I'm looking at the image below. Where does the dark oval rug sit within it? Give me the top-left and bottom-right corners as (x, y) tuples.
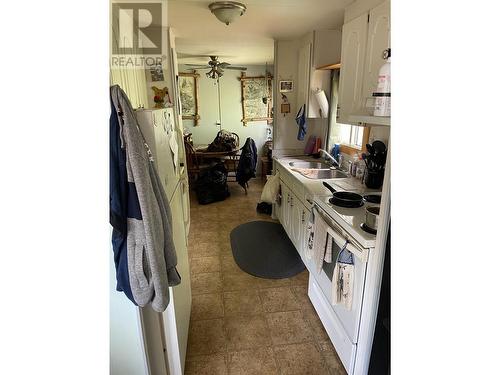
(230, 221), (305, 279)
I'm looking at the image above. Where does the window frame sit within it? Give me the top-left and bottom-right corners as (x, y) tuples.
(339, 125), (371, 156)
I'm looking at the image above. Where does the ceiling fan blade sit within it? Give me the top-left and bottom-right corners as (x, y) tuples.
(225, 66), (247, 71)
(184, 64), (211, 69)
(177, 52), (226, 59)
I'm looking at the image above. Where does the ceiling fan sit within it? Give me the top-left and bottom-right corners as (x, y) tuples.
(185, 56), (247, 79)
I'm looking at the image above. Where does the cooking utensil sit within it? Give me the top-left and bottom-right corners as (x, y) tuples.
(372, 140), (386, 155)
(322, 182), (364, 208)
(365, 206), (380, 231)
(365, 169), (384, 189)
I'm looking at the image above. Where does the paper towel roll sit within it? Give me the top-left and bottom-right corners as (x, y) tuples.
(314, 89), (329, 118)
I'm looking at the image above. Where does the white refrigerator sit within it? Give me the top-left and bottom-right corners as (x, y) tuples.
(110, 107), (191, 375)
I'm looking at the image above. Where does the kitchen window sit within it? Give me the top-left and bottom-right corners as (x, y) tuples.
(339, 123), (364, 148)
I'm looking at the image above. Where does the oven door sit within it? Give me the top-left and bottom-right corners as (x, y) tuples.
(313, 220), (368, 344)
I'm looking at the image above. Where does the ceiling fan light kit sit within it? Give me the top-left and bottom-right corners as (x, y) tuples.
(187, 56), (247, 80)
(208, 1), (247, 25)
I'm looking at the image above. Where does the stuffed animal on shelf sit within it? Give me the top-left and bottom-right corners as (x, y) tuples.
(152, 86), (171, 108)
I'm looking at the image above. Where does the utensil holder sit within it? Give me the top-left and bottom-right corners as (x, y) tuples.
(365, 169), (384, 189)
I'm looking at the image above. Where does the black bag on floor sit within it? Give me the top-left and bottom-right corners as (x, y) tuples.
(256, 202), (272, 215)
(195, 163), (230, 205)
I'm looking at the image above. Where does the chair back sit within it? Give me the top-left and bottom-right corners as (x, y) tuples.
(231, 132), (240, 148)
(184, 140), (199, 171)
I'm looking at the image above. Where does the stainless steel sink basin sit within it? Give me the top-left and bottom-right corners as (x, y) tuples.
(295, 169), (349, 179)
(289, 161), (331, 169)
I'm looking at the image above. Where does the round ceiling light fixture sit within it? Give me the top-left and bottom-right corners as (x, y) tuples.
(208, 1), (246, 25)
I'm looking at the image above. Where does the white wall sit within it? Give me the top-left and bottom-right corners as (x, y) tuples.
(179, 65), (273, 175)
(110, 249), (147, 375)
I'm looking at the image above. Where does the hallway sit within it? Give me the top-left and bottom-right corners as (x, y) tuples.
(185, 180), (346, 375)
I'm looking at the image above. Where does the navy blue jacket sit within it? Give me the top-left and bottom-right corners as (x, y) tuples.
(236, 137), (257, 187)
(110, 99), (138, 304)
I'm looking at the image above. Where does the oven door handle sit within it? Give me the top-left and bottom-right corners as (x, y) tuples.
(313, 205), (368, 263)
(326, 227), (367, 263)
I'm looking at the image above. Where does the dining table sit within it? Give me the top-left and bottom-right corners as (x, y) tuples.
(193, 144), (241, 176)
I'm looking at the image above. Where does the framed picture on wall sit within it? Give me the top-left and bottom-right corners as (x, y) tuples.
(239, 72), (273, 125)
(279, 80), (293, 92)
(179, 72), (200, 126)
(150, 64), (165, 82)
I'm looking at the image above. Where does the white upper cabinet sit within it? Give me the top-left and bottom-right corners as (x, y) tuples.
(361, 0), (391, 116)
(297, 42), (312, 116)
(338, 13), (369, 124)
(338, 0), (391, 125)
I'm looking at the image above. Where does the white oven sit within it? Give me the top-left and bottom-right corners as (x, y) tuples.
(307, 203), (371, 373)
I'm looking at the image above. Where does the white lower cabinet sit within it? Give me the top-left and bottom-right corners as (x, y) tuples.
(279, 180), (306, 254)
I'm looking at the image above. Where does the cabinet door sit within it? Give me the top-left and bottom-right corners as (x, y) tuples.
(291, 197), (307, 257)
(282, 184), (292, 237)
(298, 205), (309, 260)
(290, 194), (300, 249)
(284, 186), (291, 237)
(297, 43), (312, 115)
(361, 0), (390, 114)
(338, 13), (369, 124)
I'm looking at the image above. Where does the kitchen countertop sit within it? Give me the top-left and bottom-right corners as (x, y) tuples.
(274, 156), (380, 196)
(274, 156), (382, 248)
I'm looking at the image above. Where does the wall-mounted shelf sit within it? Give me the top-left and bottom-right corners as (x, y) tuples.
(348, 115), (390, 126)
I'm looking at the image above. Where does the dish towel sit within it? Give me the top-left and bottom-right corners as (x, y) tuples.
(309, 207), (329, 273)
(304, 209), (314, 261)
(324, 235), (333, 263)
(332, 245), (355, 311)
(295, 104), (307, 141)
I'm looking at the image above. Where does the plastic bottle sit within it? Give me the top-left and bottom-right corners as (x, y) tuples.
(351, 154), (359, 176)
(373, 48), (391, 117)
(356, 164), (364, 180)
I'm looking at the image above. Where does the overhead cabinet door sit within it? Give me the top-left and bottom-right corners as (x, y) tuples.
(338, 13), (368, 124)
(297, 43), (312, 115)
(361, 0), (391, 115)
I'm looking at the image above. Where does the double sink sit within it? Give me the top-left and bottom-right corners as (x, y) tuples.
(289, 161), (348, 179)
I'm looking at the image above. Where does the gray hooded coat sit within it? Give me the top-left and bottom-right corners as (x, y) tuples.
(110, 85), (181, 312)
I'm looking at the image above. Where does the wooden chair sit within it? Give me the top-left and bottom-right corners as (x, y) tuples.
(184, 141), (211, 183)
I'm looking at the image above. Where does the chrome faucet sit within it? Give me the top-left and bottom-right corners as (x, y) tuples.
(318, 148), (340, 168)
